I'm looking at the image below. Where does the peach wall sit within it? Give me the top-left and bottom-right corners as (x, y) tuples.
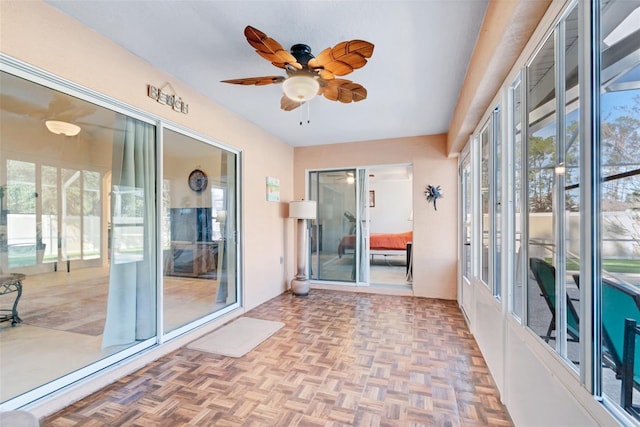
(294, 135), (458, 300)
(0, 0), (295, 310)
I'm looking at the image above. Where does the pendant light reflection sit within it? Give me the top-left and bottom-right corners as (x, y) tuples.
(45, 120), (81, 136)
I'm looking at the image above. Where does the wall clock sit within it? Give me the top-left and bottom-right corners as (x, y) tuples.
(188, 169), (208, 193)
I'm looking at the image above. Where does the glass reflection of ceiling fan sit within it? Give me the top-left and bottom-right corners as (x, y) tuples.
(1, 89), (114, 137)
(323, 171), (355, 184)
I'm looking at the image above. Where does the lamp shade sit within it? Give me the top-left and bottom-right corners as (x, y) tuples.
(45, 120), (81, 136)
(289, 200), (317, 219)
(282, 75), (319, 102)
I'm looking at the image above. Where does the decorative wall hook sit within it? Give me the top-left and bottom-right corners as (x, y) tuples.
(425, 185), (443, 210)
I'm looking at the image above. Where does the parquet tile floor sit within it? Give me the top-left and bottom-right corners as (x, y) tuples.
(44, 290), (514, 426)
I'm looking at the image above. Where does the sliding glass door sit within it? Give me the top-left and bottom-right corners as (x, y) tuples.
(309, 166), (412, 286)
(0, 63), (240, 410)
(309, 169), (358, 282)
(162, 128), (238, 334)
(0, 69), (159, 407)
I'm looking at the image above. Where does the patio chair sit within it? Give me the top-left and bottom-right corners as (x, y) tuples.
(622, 318), (640, 417)
(574, 274), (640, 414)
(529, 257), (580, 343)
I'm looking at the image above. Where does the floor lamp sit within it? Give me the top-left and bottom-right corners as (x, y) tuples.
(289, 200), (316, 296)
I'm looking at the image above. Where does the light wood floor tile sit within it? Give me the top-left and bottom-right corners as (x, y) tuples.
(44, 290), (513, 426)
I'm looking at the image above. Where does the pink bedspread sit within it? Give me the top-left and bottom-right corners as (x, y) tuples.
(338, 231), (412, 257)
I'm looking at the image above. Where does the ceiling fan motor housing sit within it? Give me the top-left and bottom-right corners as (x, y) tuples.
(290, 44), (314, 67)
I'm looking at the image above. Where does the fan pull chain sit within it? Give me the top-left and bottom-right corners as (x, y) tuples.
(298, 102), (312, 126)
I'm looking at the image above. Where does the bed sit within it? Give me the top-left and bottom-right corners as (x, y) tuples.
(337, 231), (412, 259)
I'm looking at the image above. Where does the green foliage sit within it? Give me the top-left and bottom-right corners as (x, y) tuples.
(528, 134), (555, 212)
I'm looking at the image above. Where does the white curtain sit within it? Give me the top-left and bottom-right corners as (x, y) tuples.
(102, 117), (156, 348)
(357, 168), (369, 283)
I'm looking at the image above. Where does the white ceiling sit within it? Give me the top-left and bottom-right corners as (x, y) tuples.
(45, 0), (489, 147)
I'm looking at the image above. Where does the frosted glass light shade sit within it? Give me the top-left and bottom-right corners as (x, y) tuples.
(45, 120), (81, 136)
(289, 200), (317, 219)
(282, 75), (319, 102)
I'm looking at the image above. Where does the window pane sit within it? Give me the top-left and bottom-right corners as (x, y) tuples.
(41, 165), (58, 263)
(83, 171), (101, 260)
(162, 128), (238, 333)
(463, 155), (472, 280)
(599, 0), (640, 413)
(495, 108), (502, 297)
(62, 168), (81, 260)
(481, 125), (490, 285)
(0, 71), (157, 404)
(563, 5), (580, 369)
(527, 34), (557, 350)
(309, 169), (357, 282)
(6, 160), (36, 267)
(512, 78), (524, 318)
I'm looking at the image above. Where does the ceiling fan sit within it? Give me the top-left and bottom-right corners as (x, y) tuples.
(221, 26), (374, 112)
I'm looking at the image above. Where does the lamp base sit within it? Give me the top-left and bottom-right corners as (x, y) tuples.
(291, 277), (310, 296)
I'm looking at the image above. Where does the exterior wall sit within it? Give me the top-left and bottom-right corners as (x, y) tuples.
(294, 135), (458, 300)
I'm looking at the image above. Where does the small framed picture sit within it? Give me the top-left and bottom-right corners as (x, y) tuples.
(369, 190), (375, 207)
(266, 176), (280, 202)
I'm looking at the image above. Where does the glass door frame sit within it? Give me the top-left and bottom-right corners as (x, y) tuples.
(0, 56), (161, 410)
(459, 143), (473, 320)
(308, 167), (372, 286)
(0, 55), (244, 410)
(159, 123), (242, 342)
(308, 165), (414, 288)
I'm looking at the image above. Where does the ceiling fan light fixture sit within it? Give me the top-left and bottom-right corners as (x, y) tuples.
(282, 75), (319, 102)
(45, 120), (81, 136)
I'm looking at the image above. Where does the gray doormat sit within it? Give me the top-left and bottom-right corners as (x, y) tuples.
(187, 317), (284, 357)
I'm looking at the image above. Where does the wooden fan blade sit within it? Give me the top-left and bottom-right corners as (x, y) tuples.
(221, 76), (285, 86)
(0, 94), (47, 118)
(321, 79), (367, 103)
(280, 95), (302, 111)
(244, 26), (302, 70)
(1, 92), (96, 121)
(308, 40), (374, 77)
(49, 93), (96, 121)
(334, 40), (374, 59)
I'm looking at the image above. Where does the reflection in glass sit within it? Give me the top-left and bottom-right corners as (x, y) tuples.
(462, 156), (472, 280)
(0, 70), (157, 404)
(162, 128), (237, 333)
(481, 125), (490, 285)
(599, 0), (640, 414)
(6, 160), (36, 268)
(494, 107), (502, 297)
(511, 77), (523, 318)
(563, 5), (580, 369)
(527, 34), (557, 349)
(309, 170), (357, 282)
(41, 165), (58, 263)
